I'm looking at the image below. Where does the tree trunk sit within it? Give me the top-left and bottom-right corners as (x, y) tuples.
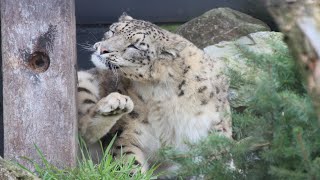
(1, 0), (78, 169)
(266, 0), (320, 121)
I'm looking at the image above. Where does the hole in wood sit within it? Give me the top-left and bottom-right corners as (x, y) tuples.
(28, 51), (50, 73)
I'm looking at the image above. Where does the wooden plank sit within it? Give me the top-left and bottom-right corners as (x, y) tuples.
(266, 0), (320, 121)
(1, 0), (78, 169)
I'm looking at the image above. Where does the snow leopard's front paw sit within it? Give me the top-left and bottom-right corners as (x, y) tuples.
(96, 92), (134, 116)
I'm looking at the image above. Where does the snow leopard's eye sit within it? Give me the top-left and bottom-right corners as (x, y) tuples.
(127, 44), (139, 50)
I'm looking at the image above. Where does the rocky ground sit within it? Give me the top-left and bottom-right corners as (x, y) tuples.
(0, 157), (39, 180)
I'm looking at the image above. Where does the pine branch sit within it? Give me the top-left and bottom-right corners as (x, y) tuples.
(295, 129), (312, 171)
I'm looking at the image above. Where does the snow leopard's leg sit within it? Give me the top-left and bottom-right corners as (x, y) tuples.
(78, 71), (134, 144)
(112, 122), (159, 173)
(112, 132), (148, 173)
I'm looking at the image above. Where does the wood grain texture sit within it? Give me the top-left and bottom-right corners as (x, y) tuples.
(1, 0), (78, 169)
(267, 0), (320, 121)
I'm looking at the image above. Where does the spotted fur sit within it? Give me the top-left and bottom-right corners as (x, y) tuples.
(78, 14), (231, 175)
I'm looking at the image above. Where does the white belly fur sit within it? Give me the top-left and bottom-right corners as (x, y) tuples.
(148, 99), (218, 151)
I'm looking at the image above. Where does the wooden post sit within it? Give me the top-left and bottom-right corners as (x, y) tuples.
(1, 0), (78, 169)
(266, 0), (320, 121)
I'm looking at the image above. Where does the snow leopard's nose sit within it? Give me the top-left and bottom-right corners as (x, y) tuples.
(100, 48), (110, 55)
(93, 42), (110, 54)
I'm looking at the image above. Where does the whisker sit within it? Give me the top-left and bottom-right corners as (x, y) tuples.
(78, 45), (94, 50)
(88, 31), (99, 41)
(117, 66), (128, 75)
(97, 55), (119, 83)
(109, 63), (119, 86)
(77, 42), (93, 47)
(114, 67), (120, 86)
(95, 54), (127, 87)
(77, 42), (96, 52)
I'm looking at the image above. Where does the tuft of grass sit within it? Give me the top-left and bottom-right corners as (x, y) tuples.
(19, 137), (157, 180)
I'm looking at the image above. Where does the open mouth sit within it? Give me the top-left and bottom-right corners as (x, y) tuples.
(92, 53), (119, 70)
(106, 60), (119, 69)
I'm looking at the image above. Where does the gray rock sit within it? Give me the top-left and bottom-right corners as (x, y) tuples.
(0, 157), (39, 180)
(204, 32), (286, 108)
(176, 8), (270, 49)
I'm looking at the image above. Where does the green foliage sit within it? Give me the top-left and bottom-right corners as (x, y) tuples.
(159, 24), (181, 32)
(20, 138), (156, 180)
(160, 39), (320, 179)
(159, 135), (249, 179)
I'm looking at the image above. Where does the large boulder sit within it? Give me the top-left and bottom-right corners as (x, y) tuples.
(204, 32), (287, 109)
(176, 8), (270, 49)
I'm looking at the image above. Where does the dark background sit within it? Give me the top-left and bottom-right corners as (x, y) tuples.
(0, 0), (274, 157)
(76, 0), (275, 69)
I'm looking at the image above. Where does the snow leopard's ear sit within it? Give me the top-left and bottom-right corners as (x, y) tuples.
(119, 12), (133, 21)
